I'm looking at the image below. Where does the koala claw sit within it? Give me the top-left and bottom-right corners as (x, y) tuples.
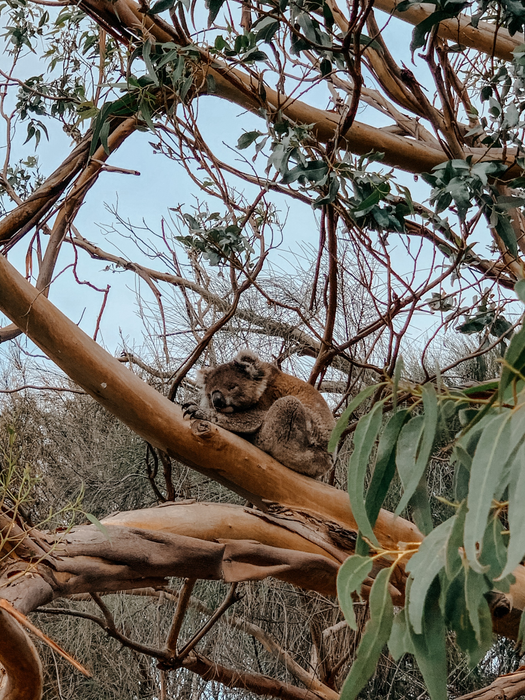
(182, 401), (202, 419)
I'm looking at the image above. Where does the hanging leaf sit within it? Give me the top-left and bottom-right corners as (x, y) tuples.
(148, 0), (176, 14)
(443, 569), (492, 667)
(364, 409), (410, 530)
(328, 384), (380, 453)
(410, 11), (457, 52)
(395, 385), (438, 518)
(406, 517), (454, 634)
(337, 554), (373, 631)
(464, 567), (491, 644)
(339, 568), (394, 700)
(207, 0), (226, 25)
(348, 401), (384, 550)
(500, 323), (525, 402)
(464, 412), (512, 572)
(142, 40), (159, 86)
(500, 441), (525, 578)
(388, 608), (414, 661)
(407, 580), (447, 700)
(464, 405), (525, 572)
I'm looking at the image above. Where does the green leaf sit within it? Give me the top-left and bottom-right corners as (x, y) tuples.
(207, 0), (226, 24)
(407, 580), (447, 700)
(148, 0), (176, 14)
(500, 441), (525, 578)
(98, 119), (110, 154)
(328, 384), (380, 453)
(410, 11), (456, 52)
(406, 517), (454, 634)
(85, 513), (112, 540)
(337, 555), (373, 630)
(364, 410), (410, 529)
(516, 279), (525, 305)
(464, 567), (491, 645)
(445, 501), (466, 579)
(443, 569), (492, 666)
(339, 568), (394, 700)
(353, 182), (390, 217)
(281, 160), (328, 185)
(494, 211), (518, 258)
(237, 130), (263, 149)
(395, 385), (438, 520)
(254, 17), (279, 42)
(348, 402), (385, 551)
(464, 412), (513, 572)
(142, 39), (159, 86)
(392, 356), (404, 412)
(388, 608), (414, 661)
(500, 323), (525, 402)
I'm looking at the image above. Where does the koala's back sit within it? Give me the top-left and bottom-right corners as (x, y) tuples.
(258, 364), (335, 428)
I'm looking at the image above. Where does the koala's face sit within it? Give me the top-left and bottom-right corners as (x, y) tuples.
(198, 353), (268, 413)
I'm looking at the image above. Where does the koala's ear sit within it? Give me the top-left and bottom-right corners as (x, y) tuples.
(234, 350), (266, 380)
(196, 368), (211, 387)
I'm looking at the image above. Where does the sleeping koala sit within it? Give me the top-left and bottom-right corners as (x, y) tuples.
(183, 350), (335, 478)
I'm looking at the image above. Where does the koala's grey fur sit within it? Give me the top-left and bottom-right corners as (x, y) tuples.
(183, 350), (335, 478)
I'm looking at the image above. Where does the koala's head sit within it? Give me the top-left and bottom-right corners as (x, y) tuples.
(197, 350), (269, 413)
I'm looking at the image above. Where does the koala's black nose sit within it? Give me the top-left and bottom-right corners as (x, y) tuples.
(211, 391), (226, 409)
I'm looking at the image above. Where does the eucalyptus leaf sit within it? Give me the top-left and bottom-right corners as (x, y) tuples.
(406, 517), (455, 634)
(337, 555), (373, 631)
(464, 567), (491, 644)
(500, 322), (525, 402)
(328, 384), (380, 453)
(365, 410), (410, 529)
(348, 401), (384, 550)
(388, 608), (414, 661)
(339, 568), (394, 700)
(500, 441), (525, 578)
(464, 411), (516, 572)
(395, 385), (438, 518)
(407, 580), (447, 700)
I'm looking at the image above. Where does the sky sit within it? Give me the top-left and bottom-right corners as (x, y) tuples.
(0, 3), (499, 367)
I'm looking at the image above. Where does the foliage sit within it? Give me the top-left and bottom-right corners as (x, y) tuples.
(336, 295), (525, 699)
(4, 0), (525, 696)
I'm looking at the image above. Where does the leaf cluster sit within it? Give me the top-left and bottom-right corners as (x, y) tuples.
(175, 211), (254, 266)
(422, 157), (525, 256)
(336, 308), (525, 699)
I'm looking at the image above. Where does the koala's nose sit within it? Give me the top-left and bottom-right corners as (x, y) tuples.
(211, 391), (226, 409)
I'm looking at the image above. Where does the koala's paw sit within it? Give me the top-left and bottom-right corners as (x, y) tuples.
(182, 402), (211, 420)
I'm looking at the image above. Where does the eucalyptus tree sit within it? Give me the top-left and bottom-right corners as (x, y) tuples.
(2, 0), (525, 697)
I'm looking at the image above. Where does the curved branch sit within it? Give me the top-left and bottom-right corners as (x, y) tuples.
(0, 609), (43, 700)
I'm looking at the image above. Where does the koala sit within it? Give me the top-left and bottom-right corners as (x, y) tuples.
(183, 350), (335, 478)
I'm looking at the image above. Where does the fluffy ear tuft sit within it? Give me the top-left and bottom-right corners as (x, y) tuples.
(234, 350), (266, 380)
(196, 368), (210, 387)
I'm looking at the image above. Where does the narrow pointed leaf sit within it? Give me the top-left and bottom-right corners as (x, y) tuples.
(388, 608), (414, 661)
(500, 323), (525, 402)
(339, 568), (394, 700)
(407, 581), (447, 700)
(396, 385), (438, 516)
(365, 409), (410, 528)
(348, 402), (384, 549)
(406, 517), (454, 634)
(464, 410), (522, 571)
(337, 555), (373, 631)
(501, 442), (525, 578)
(328, 384), (380, 453)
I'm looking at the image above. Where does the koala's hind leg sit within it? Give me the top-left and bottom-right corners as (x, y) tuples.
(253, 396), (332, 478)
